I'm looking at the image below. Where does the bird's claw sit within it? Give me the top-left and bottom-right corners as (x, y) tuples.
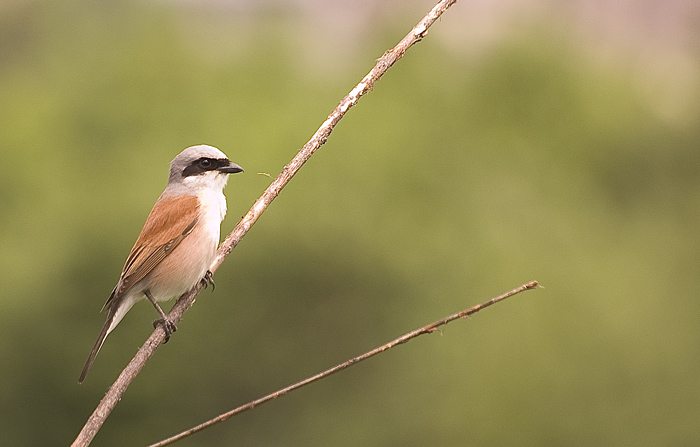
(153, 318), (178, 343)
(201, 270), (216, 291)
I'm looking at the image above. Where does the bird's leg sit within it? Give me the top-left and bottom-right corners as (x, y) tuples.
(201, 270), (215, 291)
(144, 290), (177, 343)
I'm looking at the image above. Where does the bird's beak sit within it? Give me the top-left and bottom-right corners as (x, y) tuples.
(218, 161), (244, 174)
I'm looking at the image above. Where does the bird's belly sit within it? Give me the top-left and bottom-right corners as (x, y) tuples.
(144, 223), (218, 302)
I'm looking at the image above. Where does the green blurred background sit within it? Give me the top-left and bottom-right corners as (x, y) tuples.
(2, 0), (700, 445)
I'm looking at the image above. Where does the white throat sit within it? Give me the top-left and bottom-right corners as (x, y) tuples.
(177, 170), (229, 240)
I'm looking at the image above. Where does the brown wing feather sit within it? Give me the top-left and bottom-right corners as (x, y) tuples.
(103, 194), (200, 309)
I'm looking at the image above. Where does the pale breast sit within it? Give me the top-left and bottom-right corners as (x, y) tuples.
(197, 187), (227, 243)
(145, 221), (219, 302)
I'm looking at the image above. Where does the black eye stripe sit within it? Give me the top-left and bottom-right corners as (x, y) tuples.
(182, 157), (229, 177)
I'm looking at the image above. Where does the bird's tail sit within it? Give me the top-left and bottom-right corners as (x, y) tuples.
(78, 304), (119, 384)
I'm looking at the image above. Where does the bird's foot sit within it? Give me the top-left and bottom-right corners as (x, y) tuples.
(201, 270), (216, 291)
(153, 317), (178, 343)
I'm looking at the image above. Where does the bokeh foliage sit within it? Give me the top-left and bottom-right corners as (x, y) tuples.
(1, 0), (700, 445)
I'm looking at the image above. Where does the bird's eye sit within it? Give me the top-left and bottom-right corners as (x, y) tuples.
(199, 159), (212, 169)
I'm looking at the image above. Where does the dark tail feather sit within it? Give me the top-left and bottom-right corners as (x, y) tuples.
(78, 308), (116, 383)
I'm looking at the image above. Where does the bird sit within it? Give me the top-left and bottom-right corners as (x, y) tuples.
(79, 145), (243, 383)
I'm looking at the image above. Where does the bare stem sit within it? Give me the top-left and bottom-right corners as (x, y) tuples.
(147, 281), (540, 447)
(71, 1), (459, 445)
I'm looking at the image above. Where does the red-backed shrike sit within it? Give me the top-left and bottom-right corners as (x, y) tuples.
(79, 145), (243, 383)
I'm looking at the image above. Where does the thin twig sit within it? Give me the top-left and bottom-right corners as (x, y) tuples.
(71, 1), (459, 445)
(147, 280), (540, 447)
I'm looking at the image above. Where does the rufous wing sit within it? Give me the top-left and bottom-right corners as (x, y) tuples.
(102, 194), (200, 310)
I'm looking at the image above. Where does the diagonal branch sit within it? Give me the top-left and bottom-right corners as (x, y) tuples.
(147, 280), (540, 447)
(71, 1), (459, 445)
